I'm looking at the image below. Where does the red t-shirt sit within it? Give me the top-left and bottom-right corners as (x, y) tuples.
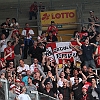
(4, 46), (14, 60)
(47, 25), (58, 36)
(30, 4), (38, 12)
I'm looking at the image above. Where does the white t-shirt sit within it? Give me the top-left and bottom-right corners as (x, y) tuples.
(17, 64), (29, 75)
(70, 77), (82, 85)
(22, 29), (34, 39)
(18, 93), (31, 100)
(57, 78), (63, 87)
(10, 22), (19, 27)
(0, 39), (7, 52)
(30, 63), (41, 74)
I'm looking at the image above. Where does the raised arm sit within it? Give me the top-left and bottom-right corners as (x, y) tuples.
(70, 43), (81, 52)
(55, 64), (60, 80)
(90, 43), (97, 47)
(79, 71), (87, 83)
(76, 36), (82, 46)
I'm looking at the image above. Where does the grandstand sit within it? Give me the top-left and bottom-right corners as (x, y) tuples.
(0, 0), (100, 100)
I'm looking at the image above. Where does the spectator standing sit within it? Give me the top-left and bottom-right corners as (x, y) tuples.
(32, 71), (44, 92)
(88, 11), (99, 32)
(28, 41), (38, 64)
(29, 1), (38, 20)
(14, 36), (22, 67)
(39, 2), (46, 12)
(30, 58), (42, 73)
(88, 11), (99, 23)
(43, 79), (57, 97)
(0, 32), (12, 58)
(26, 77), (37, 99)
(70, 31), (79, 41)
(71, 70), (87, 100)
(17, 59), (30, 77)
(58, 79), (72, 100)
(22, 70), (32, 86)
(1, 18), (10, 38)
(15, 79), (21, 95)
(35, 42), (46, 63)
(80, 86), (94, 100)
(46, 31), (58, 42)
(21, 23), (34, 59)
(9, 84), (17, 100)
(70, 69), (82, 85)
(37, 32), (47, 43)
(56, 64), (66, 88)
(10, 18), (20, 39)
(82, 66), (89, 77)
(18, 86), (31, 100)
(88, 77), (100, 100)
(10, 18), (19, 29)
(4, 41), (14, 67)
(47, 21), (58, 36)
(7, 62), (15, 74)
(76, 36), (97, 69)
(30, 58), (46, 78)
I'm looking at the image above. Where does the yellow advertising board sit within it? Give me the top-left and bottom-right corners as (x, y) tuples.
(40, 9), (77, 30)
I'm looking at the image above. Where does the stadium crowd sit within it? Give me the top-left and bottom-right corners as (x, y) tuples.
(0, 10), (100, 100)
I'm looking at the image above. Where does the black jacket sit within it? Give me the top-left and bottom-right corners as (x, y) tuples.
(35, 46), (46, 63)
(46, 35), (58, 42)
(28, 46), (37, 58)
(87, 85), (100, 100)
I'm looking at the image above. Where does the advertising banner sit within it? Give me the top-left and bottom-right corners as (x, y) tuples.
(40, 9), (77, 30)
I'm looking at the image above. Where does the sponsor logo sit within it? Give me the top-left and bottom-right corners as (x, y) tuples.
(42, 12), (75, 21)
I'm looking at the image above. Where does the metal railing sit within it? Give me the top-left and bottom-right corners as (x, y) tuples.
(0, 78), (9, 100)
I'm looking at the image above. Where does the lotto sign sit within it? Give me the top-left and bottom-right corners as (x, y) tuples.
(40, 9), (77, 26)
(46, 42), (79, 64)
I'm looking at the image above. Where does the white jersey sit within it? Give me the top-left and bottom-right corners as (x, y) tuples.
(70, 77), (82, 85)
(17, 64), (29, 75)
(22, 29), (34, 39)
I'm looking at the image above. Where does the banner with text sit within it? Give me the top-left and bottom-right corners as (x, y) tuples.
(40, 9), (77, 30)
(46, 42), (80, 64)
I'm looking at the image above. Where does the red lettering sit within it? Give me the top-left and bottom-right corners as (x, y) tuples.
(61, 13), (65, 18)
(69, 12), (74, 18)
(51, 13), (55, 19)
(65, 12), (69, 18)
(55, 13), (61, 19)
(50, 11), (75, 19)
(42, 13), (50, 20)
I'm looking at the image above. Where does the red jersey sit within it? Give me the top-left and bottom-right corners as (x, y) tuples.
(4, 46), (14, 60)
(47, 25), (58, 36)
(30, 4), (38, 12)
